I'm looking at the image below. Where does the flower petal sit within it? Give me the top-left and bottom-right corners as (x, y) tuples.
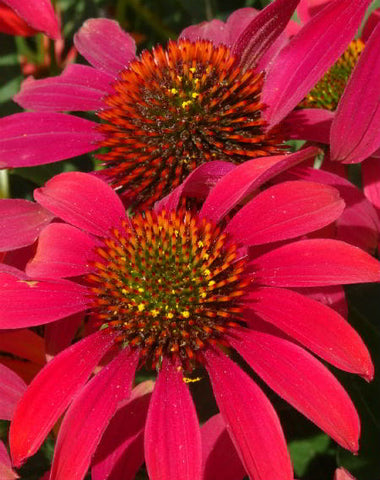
(0, 199), (53, 252)
(204, 348), (293, 480)
(225, 180), (344, 246)
(331, 23), (380, 164)
(2, 0), (60, 39)
(362, 157), (380, 216)
(0, 329), (45, 365)
(50, 348), (139, 480)
(243, 286), (373, 378)
(34, 172), (126, 237)
(92, 381), (153, 480)
(74, 19), (136, 76)
(252, 239), (380, 287)
(0, 441), (18, 480)
(0, 273), (89, 328)
(262, 0), (371, 126)
(230, 328), (360, 452)
(284, 108), (333, 144)
(335, 468), (357, 480)
(145, 358), (202, 480)
(202, 414), (246, 480)
(14, 64), (114, 112)
(0, 364), (26, 420)
(200, 147), (320, 224)
(45, 313), (84, 357)
(179, 20), (229, 46)
(26, 223), (96, 279)
(361, 8), (380, 42)
(232, 0), (300, 69)
(10, 331), (116, 467)
(0, 113), (102, 168)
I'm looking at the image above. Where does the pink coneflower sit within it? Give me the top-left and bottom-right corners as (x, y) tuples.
(0, 0), (372, 208)
(0, 0), (60, 39)
(1, 152), (379, 480)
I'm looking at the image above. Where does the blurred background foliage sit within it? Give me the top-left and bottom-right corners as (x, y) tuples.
(0, 1), (380, 479)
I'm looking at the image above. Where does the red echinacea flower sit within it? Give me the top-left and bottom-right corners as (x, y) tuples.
(0, 0), (372, 208)
(1, 152), (378, 480)
(0, 0), (60, 39)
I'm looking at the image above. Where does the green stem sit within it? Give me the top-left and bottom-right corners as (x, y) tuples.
(0, 170), (10, 199)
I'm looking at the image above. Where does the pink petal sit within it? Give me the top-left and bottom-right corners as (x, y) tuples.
(26, 223), (96, 279)
(50, 348), (139, 480)
(284, 108), (333, 144)
(156, 161), (235, 214)
(362, 157), (380, 216)
(92, 381), (153, 480)
(0, 273), (89, 328)
(0, 441), (18, 480)
(202, 414), (246, 480)
(230, 328), (361, 451)
(232, 0), (300, 70)
(0, 113), (102, 168)
(0, 329), (45, 365)
(2, 0), (60, 39)
(297, 0), (331, 23)
(45, 313), (84, 357)
(74, 19), (136, 76)
(145, 358), (202, 480)
(179, 20), (229, 46)
(14, 64), (114, 112)
(200, 147), (320, 224)
(10, 331), (116, 466)
(331, 23), (380, 164)
(204, 348), (293, 480)
(280, 165), (380, 253)
(225, 180), (344, 246)
(292, 285), (348, 318)
(262, 0), (371, 127)
(244, 286), (373, 378)
(361, 8), (380, 42)
(252, 239), (380, 287)
(334, 468), (357, 480)
(0, 199), (53, 252)
(34, 172), (126, 236)
(0, 364), (27, 420)
(226, 8), (259, 45)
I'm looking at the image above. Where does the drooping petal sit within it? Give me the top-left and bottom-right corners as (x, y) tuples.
(26, 223), (96, 279)
(14, 64), (114, 112)
(243, 287), (373, 378)
(230, 328), (360, 452)
(0, 3), (36, 36)
(283, 108), (333, 144)
(74, 19), (136, 76)
(262, 0), (371, 127)
(200, 147), (320, 223)
(225, 180), (344, 246)
(334, 468), (357, 480)
(92, 381), (153, 480)
(0, 273), (90, 328)
(2, 0), (60, 39)
(45, 313), (84, 357)
(0, 329), (45, 365)
(50, 348), (139, 480)
(204, 348), (293, 480)
(361, 8), (380, 42)
(179, 19), (229, 46)
(202, 414), (246, 480)
(331, 23), (380, 164)
(252, 239), (380, 287)
(155, 161), (235, 214)
(232, 0), (300, 70)
(0, 113), (102, 168)
(362, 157), (380, 216)
(145, 358), (202, 480)
(10, 331), (116, 467)
(0, 364), (26, 420)
(0, 199), (53, 252)
(0, 441), (18, 480)
(34, 172), (126, 237)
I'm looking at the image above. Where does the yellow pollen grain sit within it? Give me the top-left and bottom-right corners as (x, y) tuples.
(151, 309), (159, 317)
(182, 311), (190, 318)
(202, 253), (209, 260)
(183, 376), (202, 383)
(204, 269), (211, 276)
(170, 88), (178, 94)
(189, 67), (196, 73)
(208, 280), (216, 287)
(197, 240), (204, 247)
(167, 312), (174, 319)
(192, 92), (199, 98)
(138, 304), (145, 312)
(181, 100), (192, 108)
(138, 287), (144, 293)
(171, 289), (176, 294)
(121, 288), (128, 295)
(177, 75), (182, 81)
(201, 292), (207, 298)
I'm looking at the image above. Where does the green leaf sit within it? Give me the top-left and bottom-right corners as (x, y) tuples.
(289, 433), (332, 477)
